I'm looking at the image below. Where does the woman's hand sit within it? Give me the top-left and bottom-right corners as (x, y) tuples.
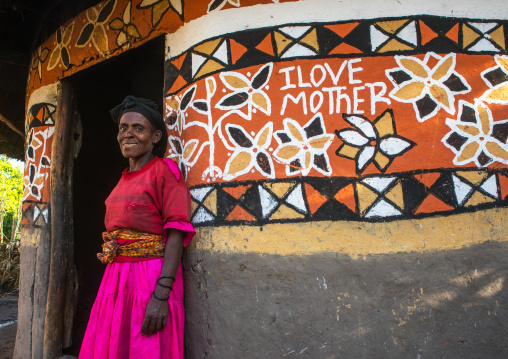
(141, 291), (169, 336)
(141, 229), (183, 336)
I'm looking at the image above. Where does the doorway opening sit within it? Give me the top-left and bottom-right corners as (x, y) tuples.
(65, 36), (165, 355)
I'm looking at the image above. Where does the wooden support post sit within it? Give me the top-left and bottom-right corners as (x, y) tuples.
(44, 80), (76, 358)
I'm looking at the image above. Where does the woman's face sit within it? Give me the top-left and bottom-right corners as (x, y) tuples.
(117, 112), (161, 161)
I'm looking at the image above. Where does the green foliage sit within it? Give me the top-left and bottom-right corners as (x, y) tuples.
(0, 238), (19, 293)
(0, 155), (22, 292)
(0, 155), (23, 242)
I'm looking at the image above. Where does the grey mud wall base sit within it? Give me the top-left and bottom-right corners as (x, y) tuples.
(184, 241), (508, 358)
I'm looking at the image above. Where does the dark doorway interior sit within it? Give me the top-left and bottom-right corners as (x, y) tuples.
(65, 36), (165, 355)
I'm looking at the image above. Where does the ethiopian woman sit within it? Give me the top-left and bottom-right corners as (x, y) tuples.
(79, 96), (195, 359)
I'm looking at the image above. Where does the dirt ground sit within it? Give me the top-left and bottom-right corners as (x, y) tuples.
(0, 295), (18, 359)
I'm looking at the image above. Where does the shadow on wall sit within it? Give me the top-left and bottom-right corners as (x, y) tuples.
(184, 240), (508, 358)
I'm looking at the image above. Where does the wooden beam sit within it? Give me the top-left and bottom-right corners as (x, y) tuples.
(44, 80), (75, 358)
(0, 112), (24, 138)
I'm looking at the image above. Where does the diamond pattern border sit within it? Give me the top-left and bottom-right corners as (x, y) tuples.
(21, 201), (50, 228)
(166, 16), (508, 96)
(189, 168), (508, 226)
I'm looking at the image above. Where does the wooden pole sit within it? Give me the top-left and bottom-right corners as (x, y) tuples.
(0, 112), (24, 138)
(44, 80), (74, 358)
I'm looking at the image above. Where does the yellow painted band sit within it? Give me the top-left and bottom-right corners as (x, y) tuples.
(192, 207), (507, 258)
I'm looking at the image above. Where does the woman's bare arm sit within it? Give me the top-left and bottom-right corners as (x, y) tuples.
(141, 228), (184, 336)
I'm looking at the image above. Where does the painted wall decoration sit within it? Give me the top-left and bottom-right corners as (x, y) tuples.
(162, 16), (508, 227)
(25, 0), (299, 98)
(188, 169), (508, 225)
(22, 85), (58, 229)
(23, 0), (301, 230)
(23, 8), (508, 232)
(17, 1), (508, 357)
(206, 0), (281, 13)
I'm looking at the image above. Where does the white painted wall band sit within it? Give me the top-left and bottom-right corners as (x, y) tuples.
(167, 0), (508, 58)
(26, 83), (58, 118)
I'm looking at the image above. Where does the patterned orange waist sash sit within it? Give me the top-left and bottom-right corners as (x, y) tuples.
(97, 229), (165, 264)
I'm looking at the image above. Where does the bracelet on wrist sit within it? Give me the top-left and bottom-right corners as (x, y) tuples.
(157, 282), (173, 290)
(152, 291), (169, 301)
(157, 276), (175, 289)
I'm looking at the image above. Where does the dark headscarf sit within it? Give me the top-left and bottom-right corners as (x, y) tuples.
(110, 95), (168, 157)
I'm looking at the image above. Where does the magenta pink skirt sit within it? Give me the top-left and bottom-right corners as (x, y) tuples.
(79, 259), (185, 359)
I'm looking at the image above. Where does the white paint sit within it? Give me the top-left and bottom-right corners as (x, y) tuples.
(322, 86), (351, 114)
(42, 208), (48, 223)
(285, 183), (307, 213)
(480, 175), (498, 199)
(279, 66), (297, 90)
(347, 59), (363, 85)
(388, 53), (471, 122)
(279, 25), (311, 38)
(280, 60), (369, 89)
(279, 61), (390, 116)
(281, 43), (317, 58)
(309, 91), (324, 113)
(259, 185), (278, 218)
(213, 40), (229, 64)
(366, 82), (391, 116)
(345, 116), (376, 139)
(397, 21), (417, 46)
(370, 26), (389, 51)
(167, 0), (506, 58)
(324, 61), (348, 85)
(362, 176), (397, 193)
(280, 92), (307, 115)
(357, 146), (375, 170)
(191, 53), (207, 76)
(297, 66), (311, 87)
(192, 207), (214, 223)
(340, 130), (369, 146)
(365, 199), (402, 217)
(33, 205), (40, 222)
(452, 174), (473, 206)
(468, 39), (500, 52)
(353, 86), (365, 114)
(26, 83), (58, 121)
(190, 186), (213, 202)
(468, 22), (499, 33)
(379, 137), (412, 155)
(310, 65), (326, 87)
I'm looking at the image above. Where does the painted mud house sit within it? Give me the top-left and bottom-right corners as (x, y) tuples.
(12, 0), (508, 357)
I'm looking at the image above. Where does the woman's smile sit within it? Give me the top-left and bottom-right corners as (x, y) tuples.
(117, 112), (162, 171)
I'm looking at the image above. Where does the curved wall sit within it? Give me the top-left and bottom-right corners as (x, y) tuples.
(19, 0), (508, 358)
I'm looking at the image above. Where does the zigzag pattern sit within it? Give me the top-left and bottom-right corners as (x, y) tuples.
(22, 201), (49, 227)
(166, 16), (508, 95)
(189, 168), (508, 226)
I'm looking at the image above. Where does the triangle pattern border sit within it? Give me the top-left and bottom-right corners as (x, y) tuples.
(21, 201), (50, 229)
(188, 168), (508, 228)
(166, 15), (508, 96)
